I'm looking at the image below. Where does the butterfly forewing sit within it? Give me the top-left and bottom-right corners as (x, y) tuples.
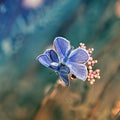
(53, 37), (71, 61)
(68, 48), (89, 64)
(45, 49), (59, 63)
(37, 55), (51, 67)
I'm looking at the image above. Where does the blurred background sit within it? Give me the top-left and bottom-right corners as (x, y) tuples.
(0, 0), (120, 120)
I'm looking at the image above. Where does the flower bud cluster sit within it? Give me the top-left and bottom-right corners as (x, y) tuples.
(80, 43), (100, 84)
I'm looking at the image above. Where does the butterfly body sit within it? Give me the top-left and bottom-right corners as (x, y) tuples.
(62, 47), (73, 64)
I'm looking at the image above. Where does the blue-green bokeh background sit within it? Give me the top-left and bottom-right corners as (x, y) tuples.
(0, 0), (120, 120)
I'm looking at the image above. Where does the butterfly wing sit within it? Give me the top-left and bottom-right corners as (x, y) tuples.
(58, 64), (70, 86)
(68, 48), (89, 64)
(53, 37), (71, 61)
(45, 49), (59, 63)
(37, 49), (59, 70)
(59, 72), (70, 86)
(66, 62), (87, 81)
(37, 54), (52, 68)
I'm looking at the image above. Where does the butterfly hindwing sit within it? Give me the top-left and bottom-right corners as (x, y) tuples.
(58, 64), (70, 86)
(67, 62), (87, 81)
(59, 72), (70, 86)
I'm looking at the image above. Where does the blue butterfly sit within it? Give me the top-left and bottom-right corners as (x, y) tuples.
(36, 37), (89, 86)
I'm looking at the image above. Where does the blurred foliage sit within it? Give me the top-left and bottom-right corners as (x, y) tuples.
(0, 0), (120, 120)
